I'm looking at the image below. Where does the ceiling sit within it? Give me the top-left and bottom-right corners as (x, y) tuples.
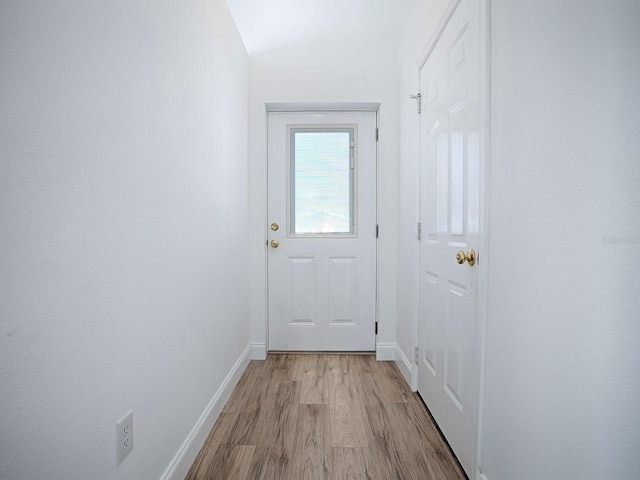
(224, 0), (414, 55)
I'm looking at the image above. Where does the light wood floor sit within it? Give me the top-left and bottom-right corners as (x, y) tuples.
(186, 354), (466, 480)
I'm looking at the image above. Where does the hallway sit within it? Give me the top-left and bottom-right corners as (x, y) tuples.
(186, 354), (465, 480)
(2, 1), (639, 479)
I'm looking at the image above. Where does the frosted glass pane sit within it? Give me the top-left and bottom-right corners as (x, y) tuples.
(292, 130), (353, 234)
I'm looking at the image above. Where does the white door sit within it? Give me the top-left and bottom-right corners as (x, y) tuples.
(267, 111), (377, 351)
(417, 0), (482, 476)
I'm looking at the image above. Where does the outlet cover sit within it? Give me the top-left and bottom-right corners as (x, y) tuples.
(116, 410), (133, 465)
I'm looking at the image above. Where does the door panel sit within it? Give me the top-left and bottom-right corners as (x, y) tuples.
(287, 256), (316, 326)
(268, 111), (377, 351)
(417, 0), (481, 476)
(444, 280), (465, 409)
(327, 256), (358, 326)
(423, 272), (438, 375)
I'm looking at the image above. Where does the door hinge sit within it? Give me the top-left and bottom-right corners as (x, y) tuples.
(409, 93), (421, 114)
(376, 128), (379, 141)
(414, 347), (419, 365)
(376, 225), (379, 238)
(375, 321), (378, 335)
(417, 222), (421, 241)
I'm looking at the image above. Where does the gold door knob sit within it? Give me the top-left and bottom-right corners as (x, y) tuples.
(270, 239), (280, 248)
(270, 222), (279, 232)
(456, 249), (476, 266)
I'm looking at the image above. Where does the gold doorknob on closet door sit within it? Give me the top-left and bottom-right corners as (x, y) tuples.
(270, 239), (280, 248)
(270, 222), (279, 231)
(456, 249), (476, 266)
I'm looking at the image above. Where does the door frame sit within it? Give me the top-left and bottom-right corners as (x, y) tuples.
(411, 1), (491, 478)
(264, 103), (381, 354)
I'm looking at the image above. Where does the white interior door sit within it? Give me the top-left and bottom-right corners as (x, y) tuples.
(267, 111), (377, 351)
(417, 0), (482, 476)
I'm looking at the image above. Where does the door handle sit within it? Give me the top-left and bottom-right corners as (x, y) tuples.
(270, 240), (280, 248)
(456, 249), (476, 266)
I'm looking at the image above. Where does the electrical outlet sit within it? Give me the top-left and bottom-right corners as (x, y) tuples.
(116, 410), (133, 465)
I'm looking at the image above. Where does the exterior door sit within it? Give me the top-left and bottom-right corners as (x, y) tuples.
(267, 111), (377, 351)
(417, 0), (482, 476)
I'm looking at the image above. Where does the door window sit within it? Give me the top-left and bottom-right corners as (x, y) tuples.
(288, 127), (355, 236)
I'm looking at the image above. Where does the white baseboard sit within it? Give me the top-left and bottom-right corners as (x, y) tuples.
(395, 345), (414, 390)
(376, 342), (396, 361)
(158, 344), (251, 480)
(250, 342), (266, 360)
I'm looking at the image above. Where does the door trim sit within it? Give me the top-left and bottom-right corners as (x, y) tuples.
(417, 0), (463, 69)
(267, 102), (380, 113)
(412, 1), (491, 479)
(264, 103), (380, 354)
(474, 2), (491, 479)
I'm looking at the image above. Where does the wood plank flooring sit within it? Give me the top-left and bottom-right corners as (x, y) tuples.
(186, 354), (466, 480)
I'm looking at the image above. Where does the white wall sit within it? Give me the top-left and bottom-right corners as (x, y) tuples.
(396, 0), (449, 380)
(248, 24), (402, 356)
(481, 1), (640, 478)
(0, 1), (249, 479)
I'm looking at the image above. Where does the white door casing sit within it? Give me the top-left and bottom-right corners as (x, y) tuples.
(267, 111), (377, 351)
(417, 0), (482, 476)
